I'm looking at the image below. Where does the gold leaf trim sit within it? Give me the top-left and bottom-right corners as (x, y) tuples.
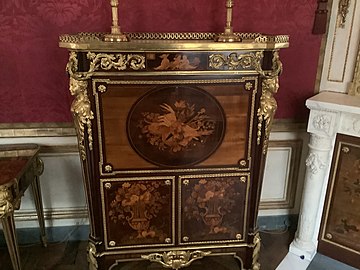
(66, 52), (91, 80)
(87, 52), (145, 72)
(256, 51), (283, 154)
(337, 0), (351, 28)
(87, 242), (98, 270)
(348, 41), (360, 96)
(69, 77), (94, 160)
(209, 52), (263, 70)
(59, 32), (289, 43)
(0, 185), (14, 218)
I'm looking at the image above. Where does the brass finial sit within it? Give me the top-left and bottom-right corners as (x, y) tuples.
(104, 0), (129, 42)
(215, 0), (241, 42)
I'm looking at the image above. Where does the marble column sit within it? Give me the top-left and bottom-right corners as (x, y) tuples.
(289, 133), (332, 259)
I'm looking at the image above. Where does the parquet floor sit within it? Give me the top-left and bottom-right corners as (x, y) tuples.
(0, 229), (294, 270)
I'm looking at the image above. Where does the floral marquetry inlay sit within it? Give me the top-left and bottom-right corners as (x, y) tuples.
(138, 101), (215, 153)
(183, 178), (240, 234)
(127, 86), (225, 167)
(181, 175), (247, 242)
(106, 179), (173, 246)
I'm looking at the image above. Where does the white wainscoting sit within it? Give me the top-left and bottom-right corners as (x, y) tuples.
(259, 131), (309, 217)
(0, 125), (308, 228)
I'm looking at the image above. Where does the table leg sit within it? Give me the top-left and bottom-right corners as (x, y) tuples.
(1, 213), (22, 270)
(31, 157), (47, 247)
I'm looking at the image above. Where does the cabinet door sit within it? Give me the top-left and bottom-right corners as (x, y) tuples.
(93, 78), (257, 175)
(101, 176), (175, 249)
(179, 173), (249, 245)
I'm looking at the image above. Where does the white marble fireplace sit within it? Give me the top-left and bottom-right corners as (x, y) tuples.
(277, 0), (360, 268)
(289, 92), (360, 261)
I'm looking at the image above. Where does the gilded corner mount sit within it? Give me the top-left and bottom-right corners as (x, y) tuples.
(87, 242), (98, 270)
(0, 185), (14, 218)
(69, 77), (94, 160)
(256, 51), (282, 154)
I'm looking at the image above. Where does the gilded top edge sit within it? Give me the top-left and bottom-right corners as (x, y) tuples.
(58, 32), (289, 50)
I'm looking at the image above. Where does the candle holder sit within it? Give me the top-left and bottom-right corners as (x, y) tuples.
(104, 0), (129, 42)
(215, 0), (241, 42)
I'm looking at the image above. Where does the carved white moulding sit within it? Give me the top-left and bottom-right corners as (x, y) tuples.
(308, 110), (337, 137)
(340, 113), (360, 137)
(305, 152), (326, 175)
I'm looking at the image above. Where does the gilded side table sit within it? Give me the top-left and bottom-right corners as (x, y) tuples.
(0, 144), (47, 270)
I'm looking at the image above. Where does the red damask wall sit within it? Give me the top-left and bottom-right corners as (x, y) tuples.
(0, 0), (322, 123)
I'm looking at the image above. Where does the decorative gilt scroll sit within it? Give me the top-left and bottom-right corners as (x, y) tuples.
(141, 250), (211, 270)
(69, 77), (94, 160)
(209, 52), (263, 70)
(87, 52), (145, 72)
(256, 51), (283, 154)
(337, 0), (351, 28)
(66, 52), (91, 80)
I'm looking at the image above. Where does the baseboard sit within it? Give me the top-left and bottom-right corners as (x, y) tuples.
(258, 214), (298, 231)
(307, 253), (358, 270)
(0, 225), (89, 247)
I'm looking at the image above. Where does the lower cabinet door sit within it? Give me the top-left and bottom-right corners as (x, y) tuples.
(179, 173), (250, 245)
(101, 176), (175, 249)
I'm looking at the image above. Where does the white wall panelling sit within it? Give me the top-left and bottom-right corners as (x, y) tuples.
(0, 127), (306, 229)
(319, 0), (360, 93)
(260, 140), (303, 211)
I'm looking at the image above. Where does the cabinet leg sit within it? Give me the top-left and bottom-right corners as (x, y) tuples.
(87, 242), (99, 270)
(1, 213), (22, 270)
(233, 253), (244, 270)
(31, 157), (47, 247)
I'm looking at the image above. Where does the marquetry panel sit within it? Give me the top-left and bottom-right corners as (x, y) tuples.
(96, 78), (256, 174)
(318, 134), (360, 269)
(101, 177), (175, 250)
(179, 173), (249, 245)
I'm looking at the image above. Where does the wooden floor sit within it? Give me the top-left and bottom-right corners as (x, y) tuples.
(0, 229), (294, 270)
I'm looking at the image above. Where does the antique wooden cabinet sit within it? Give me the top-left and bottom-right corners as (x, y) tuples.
(59, 31), (288, 270)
